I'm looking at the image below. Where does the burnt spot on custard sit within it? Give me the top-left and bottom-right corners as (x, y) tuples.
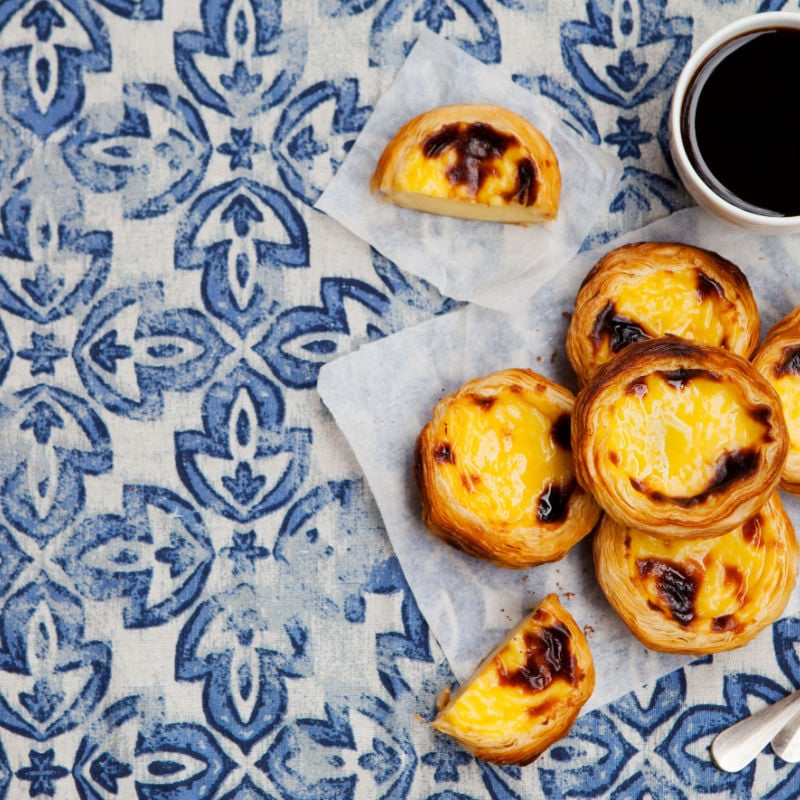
(434, 442), (455, 464)
(591, 301), (650, 354)
(750, 405), (772, 432)
(630, 448), (759, 507)
(742, 513), (763, 546)
(722, 564), (745, 599)
(637, 558), (699, 625)
(657, 367), (721, 390)
(470, 393), (496, 411)
(551, 413), (572, 451)
(706, 449), (760, 494)
(421, 122), (538, 206)
(524, 697), (558, 720)
(537, 480), (575, 523)
(629, 477), (646, 494)
(712, 615), (738, 632)
(776, 345), (800, 377)
(623, 534), (632, 550)
(422, 122), (511, 159)
(496, 620), (577, 692)
(696, 270), (724, 302)
(504, 157), (536, 206)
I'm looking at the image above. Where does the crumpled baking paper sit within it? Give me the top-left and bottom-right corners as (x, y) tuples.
(318, 206), (800, 713)
(316, 30), (622, 314)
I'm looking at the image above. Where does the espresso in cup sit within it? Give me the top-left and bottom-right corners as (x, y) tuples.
(669, 12), (800, 233)
(681, 28), (800, 217)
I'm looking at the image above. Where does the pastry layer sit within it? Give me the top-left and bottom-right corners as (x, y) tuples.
(753, 305), (800, 494)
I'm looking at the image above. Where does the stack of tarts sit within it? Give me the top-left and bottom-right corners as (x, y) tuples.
(411, 240), (800, 766)
(567, 242), (797, 656)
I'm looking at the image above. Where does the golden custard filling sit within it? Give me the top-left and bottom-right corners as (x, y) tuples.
(601, 370), (769, 500)
(436, 386), (573, 525)
(436, 608), (577, 740)
(394, 122), (535, 207)
(614, 268), (736, 345)
(626, 509), (785, 630)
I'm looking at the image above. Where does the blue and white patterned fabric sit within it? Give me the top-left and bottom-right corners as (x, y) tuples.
(0, 1), (798, 799)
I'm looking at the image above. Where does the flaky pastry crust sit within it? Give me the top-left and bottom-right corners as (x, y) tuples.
(593, 492), (798, 654)
(753, 305), (800, 494)
(566, 242), (760, 386)
(432, 593), (594, 765)
(414, 369), (600, 568)
(371, 104), (560, 225)
(572, 338), (788, 538)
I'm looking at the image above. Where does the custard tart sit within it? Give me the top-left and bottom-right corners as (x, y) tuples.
(566, 242), (759, 385)
(371, 104), (560, 225)
(415, 369), (600, 568)
(432, 593), (595, 765)
(572, 338), (788, 538)
(594, 492), (798, 654)
(753, 305), (800, 494)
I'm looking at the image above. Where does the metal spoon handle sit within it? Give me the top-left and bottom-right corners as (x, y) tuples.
(711, 688), (800, 772)
(771, 706), (800, 763)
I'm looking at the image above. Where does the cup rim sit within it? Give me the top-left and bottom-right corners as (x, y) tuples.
(669, 11), (800, 230)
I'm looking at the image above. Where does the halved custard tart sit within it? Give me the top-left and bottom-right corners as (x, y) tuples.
(593, 492), (798, 654)
(566, 242), (759, 386)
(753, 305), (800, 494)
(432, 593), (594, 765)
(414, 369), (600, 568)
(371, 104), (560, 225)
(572, 338), (788, 538)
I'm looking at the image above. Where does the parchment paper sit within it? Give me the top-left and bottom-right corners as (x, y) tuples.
(318, 206), (800, 713)
(316, 31), (621, 314)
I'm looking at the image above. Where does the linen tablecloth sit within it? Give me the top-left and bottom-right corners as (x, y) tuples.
(0, 1), (797, 799)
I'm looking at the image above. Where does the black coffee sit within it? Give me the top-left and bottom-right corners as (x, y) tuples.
(682, 28), (800, 217)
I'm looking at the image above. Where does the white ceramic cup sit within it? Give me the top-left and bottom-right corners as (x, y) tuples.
(669, 11), (800, 233)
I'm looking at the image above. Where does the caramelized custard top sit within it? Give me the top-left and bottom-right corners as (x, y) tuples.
(417, 122), (539, 206)
(624, 503), (789, 633)
(589, 268), (741, 364)
(601, 368), (773, 504)
(433, 383), (575, 527)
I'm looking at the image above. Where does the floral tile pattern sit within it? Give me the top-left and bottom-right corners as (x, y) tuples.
(0, 1), (797, 798)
